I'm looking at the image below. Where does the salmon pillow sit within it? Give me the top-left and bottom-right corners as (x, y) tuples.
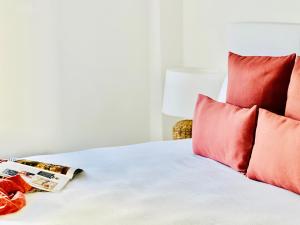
(227, 52), (296, 115)
(247, 109), (300, 195)
(285, 57), (300, 120)
(192, 94), (258, 173)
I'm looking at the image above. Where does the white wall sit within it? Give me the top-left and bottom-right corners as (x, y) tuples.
(0, 1), (61, 157)
(183, 0), (300, 70)
(0, 0), (150, 157)
(148, 0), (183, 140)
(148, 0), (164, 141)
(58, 0), (150, 151)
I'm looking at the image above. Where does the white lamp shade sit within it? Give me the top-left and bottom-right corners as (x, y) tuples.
(162, 68), (224, 119)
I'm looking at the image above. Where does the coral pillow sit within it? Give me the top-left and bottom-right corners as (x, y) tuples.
(227, 52), (296, 115)
(192, 94), (258, 173)
(285, 56), (300, 120)
(247, 109), (300, 194)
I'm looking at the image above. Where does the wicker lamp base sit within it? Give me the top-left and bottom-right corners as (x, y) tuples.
(172, 120), (193, 140)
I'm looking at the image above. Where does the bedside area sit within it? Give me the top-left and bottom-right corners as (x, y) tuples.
(162, 68), (224, 139)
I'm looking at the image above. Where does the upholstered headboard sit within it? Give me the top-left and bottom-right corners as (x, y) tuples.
(228, 22), (300, 56)
(218, 22), (300, 102)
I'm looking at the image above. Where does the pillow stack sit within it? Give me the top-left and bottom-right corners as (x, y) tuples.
(193, 52), (300, 195)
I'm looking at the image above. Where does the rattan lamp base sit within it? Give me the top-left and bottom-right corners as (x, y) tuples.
(172, 120), (193, 140)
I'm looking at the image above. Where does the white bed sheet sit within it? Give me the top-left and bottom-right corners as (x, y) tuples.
(1, 139), (300, 225)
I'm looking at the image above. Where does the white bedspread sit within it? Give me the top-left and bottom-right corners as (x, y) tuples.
(1, 140), (300, 225)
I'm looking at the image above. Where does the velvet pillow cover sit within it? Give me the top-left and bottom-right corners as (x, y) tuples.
(227, 52), (296, 115)
(247, 109), (300, 195)
(192, 94), (258, 173)
(285, 56), (300, 120)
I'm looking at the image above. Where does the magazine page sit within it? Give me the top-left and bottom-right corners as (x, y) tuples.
(0, 161), (69, 192)
(15, 159), (83, 180)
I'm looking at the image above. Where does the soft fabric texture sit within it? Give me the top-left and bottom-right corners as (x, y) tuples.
(247, 108), (300, 195)
(227, 52), (296, 115)
(2, 140), (300, 225)
(285, 56), (300, 120)
(192, 94), (258, 173)
(0, 175), (31, 216)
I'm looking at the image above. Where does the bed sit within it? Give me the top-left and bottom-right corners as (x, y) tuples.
(2, 22), (300, 224)
(2, 139), (300, 225)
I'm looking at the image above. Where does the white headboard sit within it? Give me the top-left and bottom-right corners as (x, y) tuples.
(218, 22), (300, 102)
(228, 22), (300, 56)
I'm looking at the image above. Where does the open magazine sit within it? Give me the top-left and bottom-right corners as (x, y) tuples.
(0, 159), (83, 192)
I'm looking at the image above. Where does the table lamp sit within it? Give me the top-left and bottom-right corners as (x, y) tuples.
(162, 68), (223, 139)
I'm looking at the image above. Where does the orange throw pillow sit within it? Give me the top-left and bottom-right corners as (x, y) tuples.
(285, 56), (300, 120)
(247, 109), (300, 195)
(227, 52), (296, 115)
(192, 94), (258, 173)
